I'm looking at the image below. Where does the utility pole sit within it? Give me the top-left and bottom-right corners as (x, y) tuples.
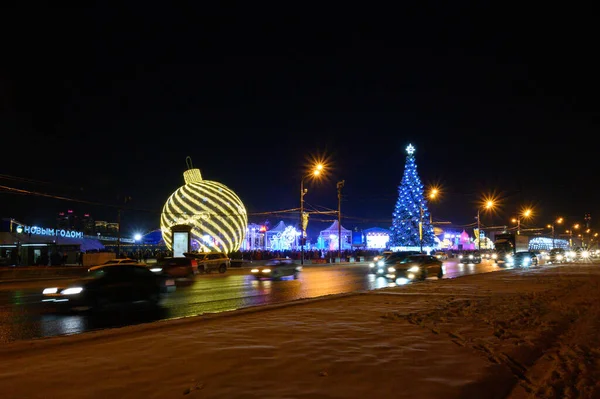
(337, 180), (344, 260)
(477, 209), (481, 251)
(419, 206), (424, 253)
(117, 196), (131, 259)
(117, 208), (122, 258)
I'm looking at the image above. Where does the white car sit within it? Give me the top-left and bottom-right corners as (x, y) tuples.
(183, 252), (231, 273)
(251, 258), (301, 280)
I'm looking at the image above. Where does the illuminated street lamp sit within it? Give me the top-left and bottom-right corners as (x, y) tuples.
(426, 186), (440, 224)
(512, 208), (533, 235)
(567, 223), (580, 249)
(477, 199), (496, 250)
(300, 162), (324, 265)
(546, 217), (563, 248)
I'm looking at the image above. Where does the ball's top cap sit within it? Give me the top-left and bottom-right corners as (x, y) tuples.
(184, 156), (202, 184)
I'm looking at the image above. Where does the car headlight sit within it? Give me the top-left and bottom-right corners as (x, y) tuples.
(43, 287), (58, 294)
(150, 268), (162, 273)
(251, 268), (259, 273)
(568, 251), (576, 258)
(557, 254), (564, 260)
(581, 251), (590, 258)
(369, 262), (375, 268)
(491, 254), (497, 259)
(506, 255), (512, 260)
(469, 254), (473, 259)
(62, 287), (83, 295)
(377, 260), (384, 267)
(523, 258), (530, 264)
(262, 269), (271, 273)
(407, 266), (420, 272)
(458, 255), (463, 259)
(387, 267), (396, 272)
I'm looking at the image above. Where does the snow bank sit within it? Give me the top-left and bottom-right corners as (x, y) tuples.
(1, 265), (600, 398)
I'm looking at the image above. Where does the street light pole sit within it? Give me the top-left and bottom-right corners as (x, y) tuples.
(300, 176), (307, 266)
(299, 163), (324, 266)
(477, 199), (495, 250)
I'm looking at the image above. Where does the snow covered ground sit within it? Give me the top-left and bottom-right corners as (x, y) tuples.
(1, 264), (599, 398)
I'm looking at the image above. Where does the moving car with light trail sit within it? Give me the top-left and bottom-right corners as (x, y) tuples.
(458, 251), (482, 264)
(42, 264), (175, 311)
(507, 251), (539, 268)
(384, 254), (443, 281)
(547, 248), (566, 264)
(368, 251), (419, 275)
(150, 257), (198, 278)
(250, 258), (301, 280)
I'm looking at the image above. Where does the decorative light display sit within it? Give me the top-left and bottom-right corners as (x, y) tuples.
(529, 237), (569, 251)
(389, 144), (436, 247)
(270, 226), (300, 250)
(366, 233), (389, 249)
(160, 159), (248, 253)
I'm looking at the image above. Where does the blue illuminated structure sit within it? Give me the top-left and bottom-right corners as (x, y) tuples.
(389, 144), (435, 248)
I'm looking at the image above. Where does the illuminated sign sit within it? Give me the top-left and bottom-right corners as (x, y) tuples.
(17, 225), (84, 239)
(172, 231), (189, 258)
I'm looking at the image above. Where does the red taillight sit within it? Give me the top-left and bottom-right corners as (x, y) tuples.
(191, 260), (198, 267)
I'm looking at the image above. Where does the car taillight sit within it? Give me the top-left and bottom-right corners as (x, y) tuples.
(191, 260), (198, 267)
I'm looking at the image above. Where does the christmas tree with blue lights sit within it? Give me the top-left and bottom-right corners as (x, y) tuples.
(389, 144), (435, 248)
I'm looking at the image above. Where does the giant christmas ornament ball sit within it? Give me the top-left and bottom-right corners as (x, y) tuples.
(160, 166), (247, 253)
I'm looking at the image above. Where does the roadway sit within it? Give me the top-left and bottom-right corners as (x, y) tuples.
(0, 259), (501, 343)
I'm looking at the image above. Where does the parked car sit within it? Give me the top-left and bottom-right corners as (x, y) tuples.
(508, 251), (539, 268)
(150, 257), (198, 278)
(385, 254), (444, 281)
(184, 252), (230, 273)
(368, 251), (420, 275)
(42, 264), (175, 311)
(250, 258), (301, 280)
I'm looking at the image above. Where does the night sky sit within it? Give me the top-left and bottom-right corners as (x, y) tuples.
(1, 5), (598, 238)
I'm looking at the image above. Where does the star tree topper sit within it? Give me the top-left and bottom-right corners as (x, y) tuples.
(406, 144), (415, 154)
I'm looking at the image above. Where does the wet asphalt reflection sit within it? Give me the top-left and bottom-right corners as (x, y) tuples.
(0, 260), (501, 343)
